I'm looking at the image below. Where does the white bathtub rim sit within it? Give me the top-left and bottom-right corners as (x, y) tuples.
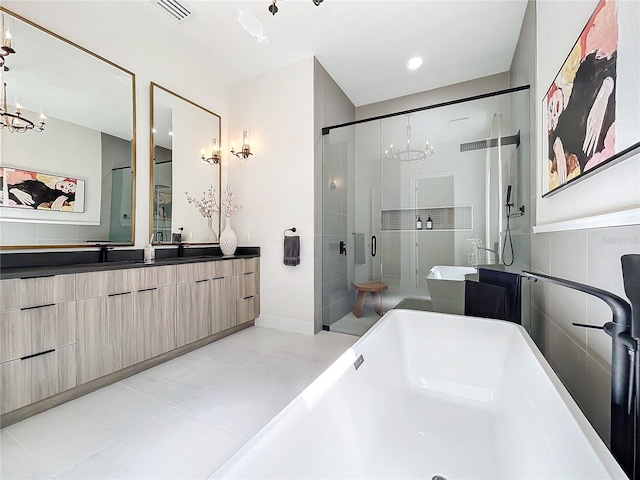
(427, 265), (478, 281)
(213, 310), (626, 479)
(390, 309), (625, 479)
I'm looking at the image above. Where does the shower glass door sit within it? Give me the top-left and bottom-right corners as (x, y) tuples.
(322, 87), (530, 335)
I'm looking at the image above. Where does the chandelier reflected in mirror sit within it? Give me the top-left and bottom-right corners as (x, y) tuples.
(1, 82), (46, 133)
(385, 114), (434, 162)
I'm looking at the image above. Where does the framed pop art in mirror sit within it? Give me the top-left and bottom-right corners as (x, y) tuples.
(0, 167), (85, 213)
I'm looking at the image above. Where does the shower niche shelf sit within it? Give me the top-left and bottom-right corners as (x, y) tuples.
(381, 205), (473, 231)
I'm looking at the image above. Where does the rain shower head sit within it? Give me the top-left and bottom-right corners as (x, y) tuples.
(460, 131), (520, 152)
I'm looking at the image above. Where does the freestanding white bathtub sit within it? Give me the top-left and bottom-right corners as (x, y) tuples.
(425, 265), (477, 314)
(213, 310), (625, 479)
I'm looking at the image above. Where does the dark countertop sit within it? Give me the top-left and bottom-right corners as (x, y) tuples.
(0, 246), (260, 280)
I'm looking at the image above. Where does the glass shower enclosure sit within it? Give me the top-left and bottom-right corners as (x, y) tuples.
(322, 87), (531, 335)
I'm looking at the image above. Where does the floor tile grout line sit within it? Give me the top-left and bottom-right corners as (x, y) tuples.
(52, 405), (178, 478)
(3, 429), (58, 479)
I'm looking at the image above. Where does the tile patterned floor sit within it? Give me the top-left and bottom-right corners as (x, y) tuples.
(1, 326), (357, 480)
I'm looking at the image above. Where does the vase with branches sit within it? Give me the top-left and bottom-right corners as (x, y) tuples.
(185, 185), (220, 243)
(218, 184), (242, 255)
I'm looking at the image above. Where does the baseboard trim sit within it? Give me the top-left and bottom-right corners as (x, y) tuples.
(255, 315), (314, 335)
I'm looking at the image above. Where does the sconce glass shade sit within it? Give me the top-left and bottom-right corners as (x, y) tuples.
(230, 130), (253, 159)
(201, 138), (221, 165)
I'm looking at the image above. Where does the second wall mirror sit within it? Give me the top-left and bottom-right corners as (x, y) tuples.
(150, 83), (221, 244)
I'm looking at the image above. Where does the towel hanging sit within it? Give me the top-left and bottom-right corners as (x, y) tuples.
(283, 228), (300, 266)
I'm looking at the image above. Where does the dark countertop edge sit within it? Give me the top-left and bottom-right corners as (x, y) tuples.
(0, 247), (260, 280)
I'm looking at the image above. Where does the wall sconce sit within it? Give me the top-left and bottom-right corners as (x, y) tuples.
(201, 138), (221, 165)
(230, 130), (253, 159)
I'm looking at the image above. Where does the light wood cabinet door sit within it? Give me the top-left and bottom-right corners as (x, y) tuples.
(0, 303), (76, 363)
(0, 279), (21, 312)
(239, 258), (260, 274)
(76, 270), (134, 299)
(237, 272), (259, 299)
(132, 286), (176, 362)
(176, 280), (211, 347)
(77, 293), (132, 384)
(132, 265), (176, 291)
(236, 296), (260, 325)
(0, 345), (77, 414)
(20, 275), (75, 309)
(211, 276), (236, 334)
(0, 359), (30, 414)
(0, 310), (31, 363)
(31, 302), (76, 357)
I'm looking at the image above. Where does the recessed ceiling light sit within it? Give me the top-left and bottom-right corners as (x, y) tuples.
(407, 57), (423, 71)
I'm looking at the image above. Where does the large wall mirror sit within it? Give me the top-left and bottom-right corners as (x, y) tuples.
(151, 83), (221, 245)
(0, 8), (136, 248)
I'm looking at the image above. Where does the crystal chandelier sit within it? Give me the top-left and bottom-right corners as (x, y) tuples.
(385, 114), (434, 162)
(1, 82), (46, 133)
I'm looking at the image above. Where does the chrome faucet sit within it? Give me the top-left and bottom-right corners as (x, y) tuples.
(476, 246), (499, 265)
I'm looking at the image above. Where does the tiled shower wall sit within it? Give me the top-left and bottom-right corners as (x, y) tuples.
(529, 223), (640, 444)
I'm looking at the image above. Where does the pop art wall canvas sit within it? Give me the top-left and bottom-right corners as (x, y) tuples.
(542, 0), (639, 196)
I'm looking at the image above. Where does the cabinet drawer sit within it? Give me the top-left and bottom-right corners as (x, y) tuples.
(236, 272), (259, 299)
(0, 345), (77, 415)
(239, 258), (260, 274)
(176, 260), (233, 283)
(132, 265), (176, 290)
(76, 269), (134, 299)
(236, 296), (259, 324)
(2, 275), (76, 310)
(0, 279), (21, 312)
(21, 275), (75, 308)
(0, 302), (76, 363)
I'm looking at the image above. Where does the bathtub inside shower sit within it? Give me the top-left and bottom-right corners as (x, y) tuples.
(213, 309), (625, 479)
(424, 265), (477, 314)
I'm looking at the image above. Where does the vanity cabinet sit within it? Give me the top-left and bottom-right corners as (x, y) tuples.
(236, 258), (260, 325)
(132, 286), (176, 361)
(175, 260), (236, 347)
(77, 292), (133, 384)
(0, 274), (77, 414)
(176, 279), (211, 347)
(129, 266), (177, 364)
(0, 255), (260, 423)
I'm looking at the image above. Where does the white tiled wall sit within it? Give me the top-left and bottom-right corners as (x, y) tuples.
(530, 223), (640, 444)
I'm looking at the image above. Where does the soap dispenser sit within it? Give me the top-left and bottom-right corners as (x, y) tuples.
(426, 215), (433, 230)
(416, 215), (422, 230)
(144, 235), (155, 263)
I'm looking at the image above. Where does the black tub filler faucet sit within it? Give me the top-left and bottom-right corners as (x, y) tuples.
(523, 253), (639, 479)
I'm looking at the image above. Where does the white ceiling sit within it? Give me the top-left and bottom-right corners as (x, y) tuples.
(157, 0), (529, 107)
(1, 0), (528, 138)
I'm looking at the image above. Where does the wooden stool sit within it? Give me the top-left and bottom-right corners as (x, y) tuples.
(351, 282), (389, 318)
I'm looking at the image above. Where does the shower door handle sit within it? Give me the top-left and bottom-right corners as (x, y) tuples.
(371, 236), (377, 257)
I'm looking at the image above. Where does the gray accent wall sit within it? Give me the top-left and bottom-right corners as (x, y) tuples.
(511, 0), (640, 446)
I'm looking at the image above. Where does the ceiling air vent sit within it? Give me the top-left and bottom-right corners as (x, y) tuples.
(155, 0), (192, 22)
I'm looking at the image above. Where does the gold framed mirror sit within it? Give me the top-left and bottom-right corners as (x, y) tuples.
(150, 83), (221, 245)
(0, 7), (136, 249)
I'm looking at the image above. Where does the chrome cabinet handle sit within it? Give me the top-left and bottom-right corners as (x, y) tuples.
(371, 236), (377, 257)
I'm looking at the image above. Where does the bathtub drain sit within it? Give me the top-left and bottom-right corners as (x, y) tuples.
(432, 476), (448, 480)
